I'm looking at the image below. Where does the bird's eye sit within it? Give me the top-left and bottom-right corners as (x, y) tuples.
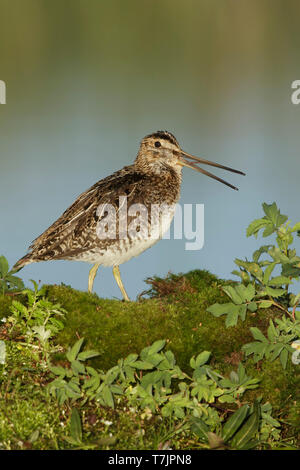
(154, 141), (161, 148)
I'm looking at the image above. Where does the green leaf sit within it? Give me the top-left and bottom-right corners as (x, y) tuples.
(269, 344), (283, 362)
(247, 302), (257, 312)
(222, 286), (244, 304)
(82, 375), (100, 391)
(189, 417), (209, 442)
(229, 372), (239, 385)
(207, 302), (234, 317)
(268, 276), (291, 286)
(246, 219), (269, 238)
(131, 360), (154, 370)
(225, 307), (239, 327)
(259, 300), (273, 309)
(71, 360), (86, 375)
(247, 263), (264, 281)
(231, 269), (250, 283)
(11, 300), (28, 316)
(263, 262), (277, 285)
(243, 284), (256, 301)
(289, 293), (300, 308)
(262, 202), (288, 227)
(144, 353), (164, 367)
(218, 394), (236, 403)
(195, 351), (211, 367)
(77, 350), (100, 361)
(253, 245), (272, 262)
(32, 325), (51, 342)
(124, 353), (139, 364)
(224, 284), (255, 304)
(147, 339), (166, 355)
(263, 224), (276, 237)
(49, 365), (67, 377)
(267, 320), (278, 342)
(234, 259), (264, 281)
(67, 381), (81, 394)
(281, 264), (300, 278)
(0, 256), (9, 276)
(102, 385), (115, 408)
(69, 408), (82, 444)
(222, 405), (249, 442)
(239, 439), (260, 450)
(280, 348), (289, 369)
(291, 222), (300, 232)
(261, 412), (281, 427)
(265, 286), (286, 298)
(66, 338), (85, 362)
(250, 327), (268, 343)
(242, 342), (268, 361)
(269, 247), (290, 264)
(4, 274), (25, 291)
(230, 401), (260, 449)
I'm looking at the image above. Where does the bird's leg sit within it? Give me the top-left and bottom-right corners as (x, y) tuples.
(112, 265), (130, 301)
(88, 263), (100, 293)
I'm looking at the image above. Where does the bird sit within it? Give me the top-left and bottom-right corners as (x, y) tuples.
(13, 131), (245, 301)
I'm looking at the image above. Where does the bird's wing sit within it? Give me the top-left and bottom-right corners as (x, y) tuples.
(26, 166), (146, 260)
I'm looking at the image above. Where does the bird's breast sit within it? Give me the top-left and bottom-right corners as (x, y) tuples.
(76, 202), (177, 266)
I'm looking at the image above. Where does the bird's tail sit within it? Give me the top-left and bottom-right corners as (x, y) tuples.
(12, 254), (35, 273)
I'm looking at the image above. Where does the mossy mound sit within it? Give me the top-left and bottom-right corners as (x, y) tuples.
(43, 270), (298, 415)
(0, 269), (299, 449)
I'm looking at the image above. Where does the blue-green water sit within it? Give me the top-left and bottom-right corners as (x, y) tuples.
(1, 0), (300, 299)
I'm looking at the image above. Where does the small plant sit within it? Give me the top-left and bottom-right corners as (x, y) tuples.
(66, 408), (83, 447)
(7, 280), (65, 336)
(47, 337), (100, 404)
(47, 338), (281, 449)
(190, 399), (280, 450)
(48, 338), (261, 412)
(207, 202), (300, 369)
(242, 318), (300, 368)
(64, 408), (98, 449)
(5, 280), (66, 365)
(0, 255), (24, 294)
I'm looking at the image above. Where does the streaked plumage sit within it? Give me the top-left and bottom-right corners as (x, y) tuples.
(14, 131), (245, 300)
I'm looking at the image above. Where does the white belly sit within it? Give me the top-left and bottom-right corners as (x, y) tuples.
(76, 203), (176, 266)
(101, 236), (160, 266)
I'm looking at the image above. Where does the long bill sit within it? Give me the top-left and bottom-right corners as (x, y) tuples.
(178, 150), (245, 191)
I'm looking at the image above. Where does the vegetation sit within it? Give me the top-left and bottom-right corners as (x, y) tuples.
(0, 203), (299, 450)
(207, 202), (300, 369)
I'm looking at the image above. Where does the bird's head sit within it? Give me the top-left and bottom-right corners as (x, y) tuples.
(135, 130), (245, 190)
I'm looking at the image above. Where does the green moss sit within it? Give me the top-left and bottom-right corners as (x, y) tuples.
(0, 294), (15, 319)
(44, 270), (297, 411)
(0, 269), (298, 449)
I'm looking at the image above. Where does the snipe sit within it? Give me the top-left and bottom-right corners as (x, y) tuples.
(14, 131), (245, 300)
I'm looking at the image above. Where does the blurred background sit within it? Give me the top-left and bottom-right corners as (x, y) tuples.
(1, 0), (300, 300)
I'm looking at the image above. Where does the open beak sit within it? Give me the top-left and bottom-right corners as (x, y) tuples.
(177, 150), (245, 191)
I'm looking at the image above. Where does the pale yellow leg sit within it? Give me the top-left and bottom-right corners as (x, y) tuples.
(113, 265), (130, 301)
(88, 263), (100, 293)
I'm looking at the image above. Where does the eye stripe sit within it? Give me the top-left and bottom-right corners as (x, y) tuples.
(144, 130), (179, 147)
